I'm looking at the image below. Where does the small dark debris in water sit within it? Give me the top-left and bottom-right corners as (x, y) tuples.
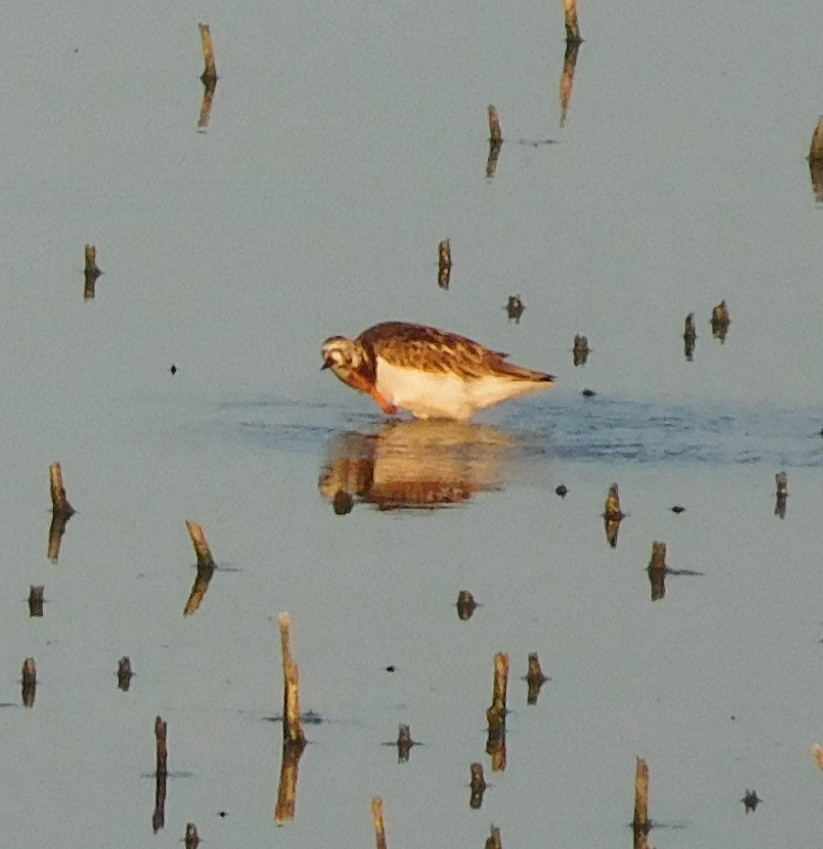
(671, 505), (685, 514)
(385, 665), (396, 673)
(515, 138), (555, 147)
(581, 388), (596, 397)
(332, 490), (353, 515)
(170, 364), (177, 375)
(711, 300), (730, 341)
(456, 589), (478, 620)
(555, 484), (568, 498)
(741, 790), (762, 812)
(504, 295), (525, 323)
(730, 715), (736, 720)
(572, 334), (589, 366)
(216, 811), (228, 818)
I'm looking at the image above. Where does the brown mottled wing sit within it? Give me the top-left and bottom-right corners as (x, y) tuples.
(358, 322), (553, 382)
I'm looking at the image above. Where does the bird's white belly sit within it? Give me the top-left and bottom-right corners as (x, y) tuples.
(375, 357), (541, 420)
(376, 358), (471, 419)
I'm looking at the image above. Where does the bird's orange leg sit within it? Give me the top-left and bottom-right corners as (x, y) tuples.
(370, 387), (397, 416)
(345, 371), (397, 416)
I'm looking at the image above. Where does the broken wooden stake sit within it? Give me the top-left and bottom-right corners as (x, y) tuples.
(28, 585), (44, 617)
(456, 589), (478, 620)
(198, 24), (218, 84)
(21, 657), (36, 707)
(372, 797), (387, 849)
(196, 24), (219, 129)
(632, 757), (650, 849)
(486, 824), (503, 849)
(526, 652), (549, 705)
(775, 471), (788, 519)
(604, 483), (623, 519)
(438, 239), (452, 290)
(648, 541), (666, 572)
(279, 613), (306, 748)
(84, 245), (102, 299)
(487, 105), (503, 145)
(562, 0), (582, 43)
(487, 651), (509, 725)
(647, 542), (667, 600)
(48, 462), (75, 562)
(155, 715), (168, 777)
(274, 735), (303, 823)
(153, 716), (168, 832)
(396, 724), (413, 762)
(184, 823), (200, 849)
(683, 313), (697, 360)
(469, 762), (486, 809)
(117, 656), (134, 691)
(184, 520), (216, 616)
(572, 334), (589, 366)
(486, 106), (503, 178)
(185, 520), (214, 569)
(49, 462), (74, 517)
(559, 38), (581, 127)
(603, 483), (624, 548)
(486, 652), (508, 770)
(811, 116), (823, 160)
(711, 300), (730, 341)
(808, 117), (823, 200)
(505, 295), (525, 323)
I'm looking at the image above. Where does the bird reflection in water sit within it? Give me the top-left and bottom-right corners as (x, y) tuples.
(318, 420), (525, 512)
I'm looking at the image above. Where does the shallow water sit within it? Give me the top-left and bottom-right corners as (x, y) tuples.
(2, 1), (823, 847)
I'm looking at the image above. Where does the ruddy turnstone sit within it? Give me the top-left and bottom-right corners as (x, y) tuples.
(321, 321), (554, 419)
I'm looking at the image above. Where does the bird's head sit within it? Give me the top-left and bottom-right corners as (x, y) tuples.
(321, 336), (366, 381)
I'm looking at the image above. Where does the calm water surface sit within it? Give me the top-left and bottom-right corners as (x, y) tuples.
(1, 1), (823, 847)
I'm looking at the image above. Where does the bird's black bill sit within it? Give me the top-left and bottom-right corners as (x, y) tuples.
(321, 358), (333, 370)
